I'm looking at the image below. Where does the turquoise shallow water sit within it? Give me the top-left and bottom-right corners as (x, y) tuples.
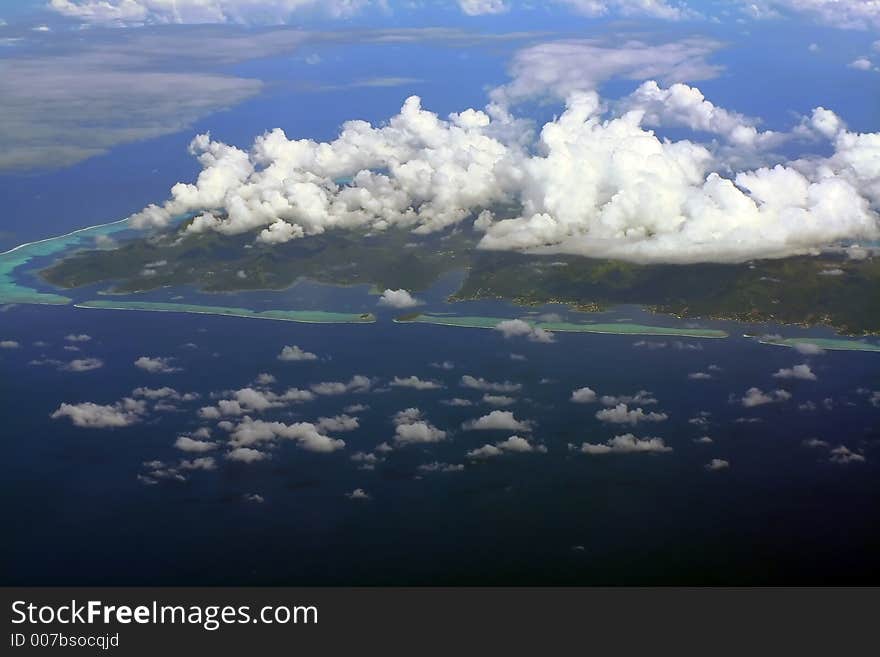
(0, 218), (132, 305)
(400, 314), (729, 339)
(3, 218), (880, 353)
(758, 336), (880, 353)
(76, 300), (376, 324)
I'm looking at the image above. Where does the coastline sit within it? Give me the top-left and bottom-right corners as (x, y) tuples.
(74, 300), (377, 324)
(757, 337), (880, 353)
(395, 314), (729, 339)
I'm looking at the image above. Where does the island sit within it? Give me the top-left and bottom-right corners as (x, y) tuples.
(32, 216), (880, 336)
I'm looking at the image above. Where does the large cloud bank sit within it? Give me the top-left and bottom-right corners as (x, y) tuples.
(129, 73), (879, 264)
(745, 1), (880, 30)
(50, 0), (699, 25)
(49, 0), (371, 25)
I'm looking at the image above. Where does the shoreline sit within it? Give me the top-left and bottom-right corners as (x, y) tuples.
(395, 315), (729, 339)
(757, 337), (880, 353)
(0, 217), (131, 257)
(74, 300), (377, 324)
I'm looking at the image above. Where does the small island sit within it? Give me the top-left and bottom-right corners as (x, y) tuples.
(31, 217), (880, 336)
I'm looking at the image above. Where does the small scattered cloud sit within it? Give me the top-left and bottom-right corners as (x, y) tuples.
(570, 387), (597, 403)
(467, 435), (546, 459)
(134, 356), (180, 374)
(460, 375), (521, 393)
(310, 375), (372, 395)
(278, 345), (318, 361)
(483, 394), (515, 407)
(418, 461), (465, 473)
(61, 357), (104, 372)
(595, 404), (667, 425)
(51, 398), (147, 428)
(773, 364), (817, 381)
(225, 447), (269, 464)
(378, 289), (422, 309)
(576, 433), (672, 455)
(390, 375), (444, 390)
(463, 410), (532, 432)
(494, 319), (555, 343)
(738, 387), (792, 407)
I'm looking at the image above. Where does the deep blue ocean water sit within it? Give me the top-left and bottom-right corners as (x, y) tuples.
(1, 2), (879, 586)
(2, 293), (879, 585)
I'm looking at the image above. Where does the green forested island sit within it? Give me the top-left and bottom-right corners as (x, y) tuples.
(39, 220), (880, 335)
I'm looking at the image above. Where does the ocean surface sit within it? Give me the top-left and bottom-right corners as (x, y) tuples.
(2, 247), (880, 584)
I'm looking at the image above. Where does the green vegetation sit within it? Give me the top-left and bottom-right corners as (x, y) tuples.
(42, 222), (475, 294)
(76, 300), (375, 323)
(36, 218), (880, 335)
(397, 313), (727, 338)
(455, 251), (880, 335)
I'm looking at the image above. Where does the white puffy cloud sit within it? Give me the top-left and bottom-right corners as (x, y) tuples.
(228, 416), (346, 452)
(466, 435), (546, 459)
(705, 458), (730, 471)
(64, 334), (92, 343)
(310, 375), (373, 395)
(479, 93), (879, 263)
(492, 37), (722, 105)
(378, 289), (422, 309)
(49, 0), (371, 25)
(460, 375), (521, 393)
(174, 436), (218, 453)
(829, 445), (866, 464)
(555, 0), (698, 20)
(483, 394), (515, 406)
(570, 386), (597, 403)
(51, 398), (147, 428)
(134, 356), (180, 373)
(179, 456), (217, 471)
(418, 461), (465, 472)
(745, 1), (880, 30)
(391, 409), (447, 445)
(225, 447), (269, 463)
(60, 358), (104, 372)
(132, 386), (198, 401)
(577, 433), (672, 454)
(463, 410), (533, 431)
(254, 373), (276, 386)
(315, 414), (360, 433)
(278, 344), (318, 361)
(458, 0), (508, 15)
(738, 387), (792, 407)
(0, 340), (20, 349)
(494, 319), (555, 343)
(849, 58), (876, 71)
(200, 385), (313, 417)
(792, 342), (825, 355)
(442, 397), (474, 407)
(132, 79), (880, 265)
(391, 375), (443, 390)
(600, 390), (658, 406)
(346, 488), (371, 500)
(595, 403), (667, 425)
(773, 363), (818, 381)
(620, 80), (785, 153)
